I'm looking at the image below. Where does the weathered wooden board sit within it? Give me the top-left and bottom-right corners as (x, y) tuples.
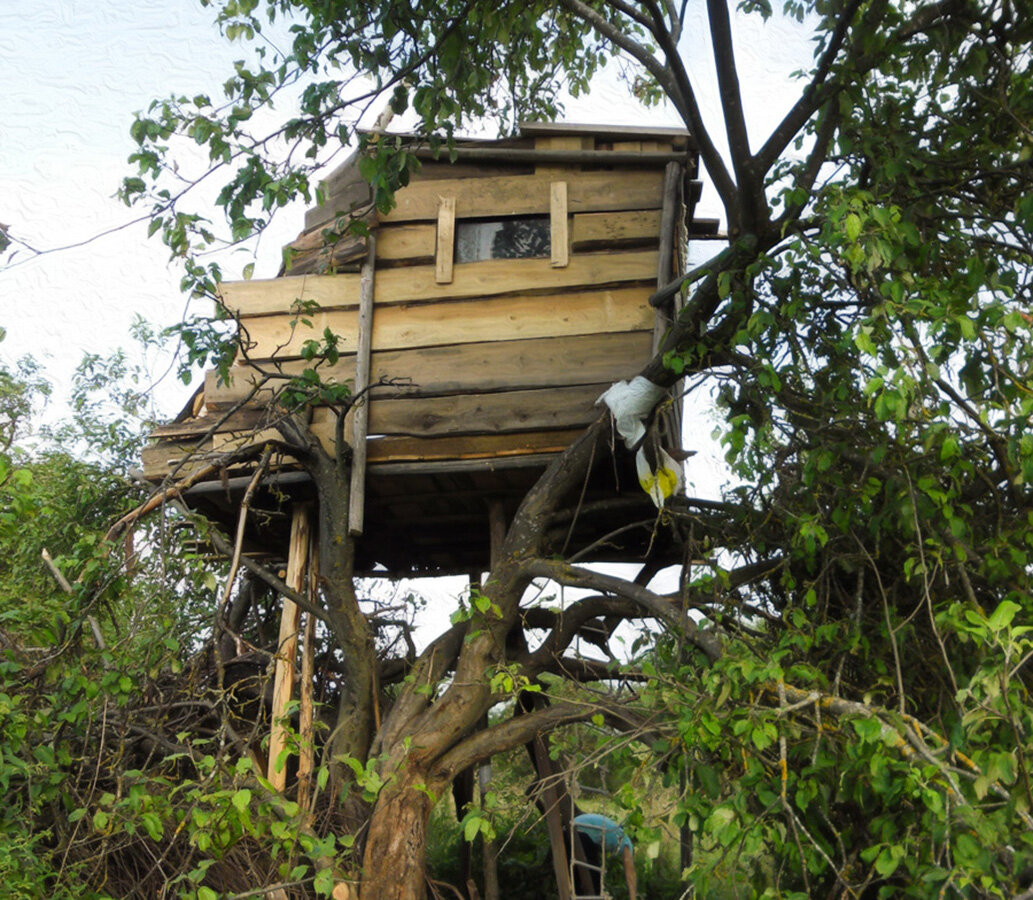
(358, 383), (606, 438)
(219, 250), (658, 317)
(235, 286), (654, 360)
(148, 408), (270, 440)
(283, 225), (369, 274)
(204, 365), (327, 410)
(381, 170), (664, 224)
(377, 223), (436, 260)
(210, 428), (285, 455)
(351, 329), (653, 397)
(298, 428), (584, 464)
(364, 429), (583, 463)
(310, 160), (537, 230)
(535, 136), (592, 176)
(141, 441), (211, 479)
(435, 196), (455, 283)
(206, 331), (652, 409)
(571, 210), (662, 248)
(150, 423), (585, 478)
(303, 176), (372, 230)
(209, 418), (588, 465)
(550, 181), (569, 268)
(534, 135), (594, 151)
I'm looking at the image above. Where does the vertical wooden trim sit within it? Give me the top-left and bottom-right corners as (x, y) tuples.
(435, 196), (455, 284)
(656, 162), (681, 287)
(652, 162), (682, 354)
(550, 181), (569, 269)
(268, 503), (311, 791)
(348, 235), (376, 536)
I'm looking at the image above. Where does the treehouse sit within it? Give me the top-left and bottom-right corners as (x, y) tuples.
(144, 122), (716, 575)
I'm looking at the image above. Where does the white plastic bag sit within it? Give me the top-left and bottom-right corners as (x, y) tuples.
(596, 376), (666, 449)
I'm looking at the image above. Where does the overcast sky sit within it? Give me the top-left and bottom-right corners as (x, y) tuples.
(0, 0), (811, 479)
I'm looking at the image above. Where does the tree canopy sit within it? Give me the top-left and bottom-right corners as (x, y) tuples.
(3, 1), (1033, 898)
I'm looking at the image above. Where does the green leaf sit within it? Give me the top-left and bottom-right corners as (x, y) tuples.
(987, 600), (1020, 632)
(845, 212), (862, 242)
(874, 844), (903, 877)
(313, 866), (334, 896)
(231, 788), (251, 812)
(141, 811), (164, 841)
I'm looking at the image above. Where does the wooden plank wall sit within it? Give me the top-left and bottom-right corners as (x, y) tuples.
(144, 141), (674, 480)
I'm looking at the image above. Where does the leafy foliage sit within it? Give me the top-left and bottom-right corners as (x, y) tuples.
(6, 0), (1033, 898)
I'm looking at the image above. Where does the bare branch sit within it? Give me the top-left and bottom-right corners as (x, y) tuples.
(523, 594), (642, 665)
(437, 698), (601, 776)
(705, 0), (752, 185)
(754, 0), (866, 175)
(562, 0), (738, 208)
(523, 558), (723, 661)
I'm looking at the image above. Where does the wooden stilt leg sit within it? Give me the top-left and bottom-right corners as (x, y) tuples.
(297, 543), (318, 815)
(348, 235), (376, 537)
(478, 758), (500, 900)
(268, 503), (311, 790)
(480, 502), (507, 899)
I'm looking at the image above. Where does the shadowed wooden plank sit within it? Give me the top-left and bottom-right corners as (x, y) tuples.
(205, 331), (652, 409)
(360, 383), (607, 437)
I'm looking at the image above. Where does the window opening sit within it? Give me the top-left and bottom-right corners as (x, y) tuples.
(455, 215), (551, 263)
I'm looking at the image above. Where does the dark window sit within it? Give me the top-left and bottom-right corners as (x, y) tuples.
(455, 216), (550, 263)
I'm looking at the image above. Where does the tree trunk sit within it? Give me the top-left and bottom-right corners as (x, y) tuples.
(360, 773), (437, 900)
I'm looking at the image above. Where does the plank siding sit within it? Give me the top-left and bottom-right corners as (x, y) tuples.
(219, 250), (658, 317)
(381, 169), (663, 223)
(571, 210), (662, 248)
(207, 331), (651, 409)
(235, 286), (654, 360)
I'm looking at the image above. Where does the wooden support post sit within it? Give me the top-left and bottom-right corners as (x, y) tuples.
(655, 161), (686, 445)
(297, 544), (318, 816)
(454, 750), (476, 896)
(480, 507), (508, 900)
(529, 734), (591, 900)
(479, 760), (500, 900)
(536, 749), (573, 900)
(348, 236), (376, 536)
(268, 503), (311, 790)
(524, 710), (596, 899)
